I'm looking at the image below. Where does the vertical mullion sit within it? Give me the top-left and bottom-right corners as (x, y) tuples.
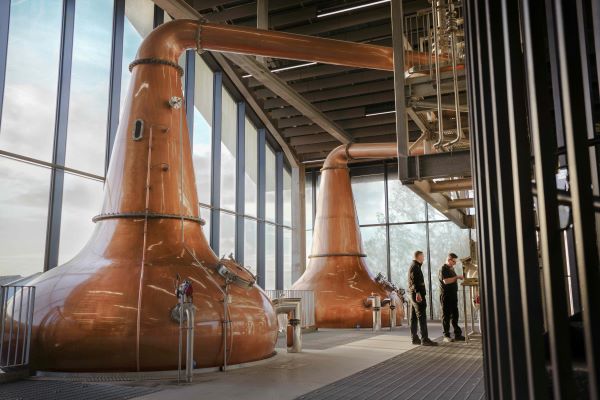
(383, 162), (391, 280)
(210, 72), (222, 254)
(235, 102), (245, 264)
(425, 203), (432, 320)
(548, 0), (600, 395)
(257, 128), (266, 288)
(0, 0), (11, 127)
(105, 0), (124, 172)
(275, 151), (284, 290)
(184, 51), (195, 144)
(152, 4), (163, 28)
(311, 169), (317, 227)
(500, 0), (550, 397)
(45, 0), (76, 270)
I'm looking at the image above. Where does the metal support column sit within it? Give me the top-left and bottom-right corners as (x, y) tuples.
(210, 72), (223, 253)
(391, 0), (408, 180)
(235, 102), (245, 264)
(0, 0), (11, 128)
(257, 128), (266, 288)
(105, 0), (125, 171)
(45, 0), (76, 271)
(275, 151), (284, 290)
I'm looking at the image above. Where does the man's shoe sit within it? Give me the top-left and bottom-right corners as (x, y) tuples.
(412, 337), (421, 345)
(421, 338), (439, 346)
(443, 336), (454, 343)
(454, 335), (466, 341)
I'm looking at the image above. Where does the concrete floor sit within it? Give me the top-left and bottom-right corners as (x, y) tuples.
(135, 324), (444, 400)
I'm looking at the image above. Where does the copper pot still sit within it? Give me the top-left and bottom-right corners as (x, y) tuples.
(5, 21), (289, 372)
(292, 143), (405, 328)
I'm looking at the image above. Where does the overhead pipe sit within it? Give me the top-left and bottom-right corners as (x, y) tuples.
(448, 198), (475, 209)
(430, 178), (473, 192)
(432, 0), (446, 149)
(445, 0), (464, 149)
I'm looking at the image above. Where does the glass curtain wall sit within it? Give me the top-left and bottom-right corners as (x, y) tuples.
(0, 1), (293, 287)
(306, 163), (473, 319)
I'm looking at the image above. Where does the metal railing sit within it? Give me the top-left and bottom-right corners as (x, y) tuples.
(266, 290), (315, 329)
(0, 285), (35, 368)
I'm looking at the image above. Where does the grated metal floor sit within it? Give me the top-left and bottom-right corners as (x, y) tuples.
(295, 341), (485, 400)
(276, 328), (406, 350)
(0, 380), (160, 400)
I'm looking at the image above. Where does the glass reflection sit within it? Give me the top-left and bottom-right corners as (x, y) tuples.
(219, 212), (236, 259)
(0, 157), (50, 276)
(361, 225), (387, 277)
(58, 173), (104, 264)
(245, 118), (258, 217)
(244, 219), (257, 275)
(0, 0), (62, 161)
(265, 224), (276, 290)
(193, 56), (213, 206)
(284, 228), (292, 288)
(352, 174), (385, 225)
(389, 224), (428, 292)
(65, 0), (113, 176)
(265, 147), (276, 222)
(220, 88), (237, 211)
(283, 169), (292, 226)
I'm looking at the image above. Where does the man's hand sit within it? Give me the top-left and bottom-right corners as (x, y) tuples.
(416, 293), (422, 303)
(458, 275), (464, 280)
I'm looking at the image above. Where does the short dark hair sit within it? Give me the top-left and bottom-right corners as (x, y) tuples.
(414, 250), (424, 259)
(448, 252), (458, 260)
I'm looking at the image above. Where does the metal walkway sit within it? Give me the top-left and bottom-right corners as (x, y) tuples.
(0, 380), (160, 400)
(295, 341), (485, 400)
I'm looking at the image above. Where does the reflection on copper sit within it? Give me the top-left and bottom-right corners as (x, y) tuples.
(292, 143), (405, 328)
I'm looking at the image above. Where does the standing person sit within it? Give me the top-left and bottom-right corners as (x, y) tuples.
(438, 253), (466, 342)
(408, 251), (437, 346)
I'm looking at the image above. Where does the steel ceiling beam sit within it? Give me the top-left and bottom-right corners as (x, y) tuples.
(408, 180), (472, 228)
(225, 52), (352, 144)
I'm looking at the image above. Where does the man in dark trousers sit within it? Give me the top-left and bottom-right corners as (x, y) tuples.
(408, 251), (437, 346)
(438, 253), (466, 342)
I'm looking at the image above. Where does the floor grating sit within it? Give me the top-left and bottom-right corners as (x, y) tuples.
(0, 380), (161, 400)
(295, 340), (485, 400)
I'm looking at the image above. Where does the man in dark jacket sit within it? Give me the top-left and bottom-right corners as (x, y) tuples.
(438, 252), (465, 342)
(408, 251), (437, 346)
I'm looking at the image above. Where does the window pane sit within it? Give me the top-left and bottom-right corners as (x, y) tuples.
(0, 158), (50, 276)
(388, 165), (427, 222)
(219, 212), (235, 258)
(361, 226), (387, 277)
(244, 118), (258, 217)
(244, 218), (257, 275)
(428, 221), (471, 319)
(305, 173), (313, 230)
(283, 168), (292, 226)
(265, 146), (276, 222)
(200, 206), (211, 240)
(58, 174), (104, 264)
(65, 0), (113, 176)
(306, 229), (313, 266)
(193, 56), (213, 206)
(352, 174), (385, 225)
(284, 228), (292, 289)
(121, 0), (154, 115)
(265, 224), (276, 290)
(428, 204), (448, 221)
(220, 88), (237, 211)
(0, 0), (62, 161)
(389, 224), (428, 293)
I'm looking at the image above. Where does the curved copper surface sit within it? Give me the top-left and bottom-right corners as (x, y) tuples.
(293, 143), (404, 328)
(5, 20), (279, 372)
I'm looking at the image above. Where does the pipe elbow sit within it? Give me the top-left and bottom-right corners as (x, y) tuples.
(322, 144), (351, 169)
(136, 19), (202, 64)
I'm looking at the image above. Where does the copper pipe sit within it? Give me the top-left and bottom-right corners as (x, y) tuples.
(293, 143), (404, 328)
(137, 20), (437, 72)
(430, 178), (473, 192)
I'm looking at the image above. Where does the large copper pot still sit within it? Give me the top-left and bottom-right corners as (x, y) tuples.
(1, 20), (436, 371)
(292, 144), (406, 328)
